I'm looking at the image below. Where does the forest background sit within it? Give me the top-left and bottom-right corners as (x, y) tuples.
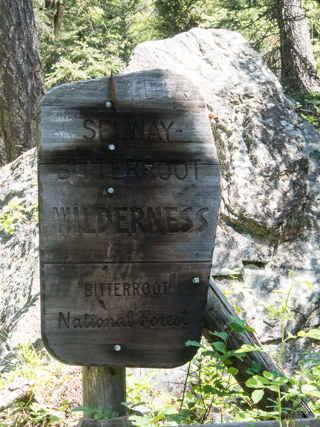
(33, 0), (320, 92)
(1, 0), (320, 166)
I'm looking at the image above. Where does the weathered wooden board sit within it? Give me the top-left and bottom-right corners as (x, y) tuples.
(41, 262), (210, 366)
(38, 69), (221, 367)
(39, 163), (220, 263)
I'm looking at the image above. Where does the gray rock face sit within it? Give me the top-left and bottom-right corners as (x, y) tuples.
(126, 28), (309, 242)
(0, 28), (319, 378)
(125, 28), (320, 370)
(0, 148), (40, 367)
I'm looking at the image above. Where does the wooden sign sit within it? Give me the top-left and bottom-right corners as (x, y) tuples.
(37, 69), (221, 368)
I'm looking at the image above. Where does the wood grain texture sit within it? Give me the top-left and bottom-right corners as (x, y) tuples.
(39, 70), (206, 109)
(38, 70), (221, 367)
(41, 262), (210, 367)
(38, 163), (220, 263)
(82, 367), (126, 417)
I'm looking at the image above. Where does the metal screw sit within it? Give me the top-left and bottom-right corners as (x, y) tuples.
(105, 101), (112, 109)
(108, 144), (115, 151)
(192, 277), (200, 284)
(108, 187), (114, 194)
(114, 345), (121, 352)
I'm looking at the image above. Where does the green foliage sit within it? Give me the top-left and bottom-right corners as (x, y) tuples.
(126, 271), (320, 426)
(0, 342), (82, 426)
(0, 202), (38, 235)
(238, 270), (317, 422)
(154, 0), (207, 38)
(2, 272), (320, 426)
(126, 315), (255, 426)
(289, 90), (320, 131)
(72, 404), (119, 420)
(34, 0), (157, 90)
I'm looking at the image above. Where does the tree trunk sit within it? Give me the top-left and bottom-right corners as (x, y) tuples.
(204, 278), (313, 418)
(0, 0), (45, 165)
(276, 0), (320, 92)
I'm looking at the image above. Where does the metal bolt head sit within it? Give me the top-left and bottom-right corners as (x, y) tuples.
(114, 345), (121, 352)
(192, 277), (200, 284)
(108, 144), (115, 151)
(108, 187), (114, 194)
(105, 101), (112, 109)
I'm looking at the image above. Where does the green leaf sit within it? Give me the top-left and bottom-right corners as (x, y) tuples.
(267, 384), (280, 392)
(228, 367), (239, 375)
(212, 341), (226, 353)
(228, 315), (248, 333)
(129, 415), (153, 426)
(210, 331), (228, 341)
(298, 329), (320, 339)
(272, 376), (289, 385)
(202, 385), (215, 394)
(93, 404), (103, 413)
(72, 405), (94, 414)
(245, 376), (268, 388)
(251, 361), (262, 373)
(48, 417), (61, 425)
(252, 389), (265, 403)
(263, 371), (274, 380)
(301, 384), (317, 394)
(203, 350), (218, 357)
(104, 407), (113, 416)
(185, 340), (203, 348)
(236, 344), (262, 353)
(94, 412), (104, 420)
(286, 332), (297, 340)
(300, 281), (314, 291)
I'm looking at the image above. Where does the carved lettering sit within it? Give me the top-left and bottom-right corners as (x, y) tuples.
(83, 119), (96, 140)
(181, 207), (193, 232)
(57, 160), (200, 182)
(160, 121), (174, 141)
(81, 118), (176, 142)
(53, 207), (79, 235)
(52, 206), (209, 235)
(128, 120), (145, 141)
(59, 311), (70, 329)
(84, 281), (169, 297)
(58, 309), (189, 329)
(130, 207), (146, 233)
(164, 207), (177, 231)
(96, 207), (112, 233)
(114, 207), (129, 233)
(62, 310), (135, 329)
(139, 310), (189, 327)
(147, 121), (162, 141)
(196, 207), (209, 233)
(82, 207), (96, 234)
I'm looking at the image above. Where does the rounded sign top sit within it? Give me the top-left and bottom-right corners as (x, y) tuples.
(38, 70), (221, 368)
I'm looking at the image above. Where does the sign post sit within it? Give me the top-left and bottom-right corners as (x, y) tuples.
(37, 69), (221, 423)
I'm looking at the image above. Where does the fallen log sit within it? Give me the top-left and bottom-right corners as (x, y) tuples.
(0, 377), (33, 410)
(203, 277), (313, 418)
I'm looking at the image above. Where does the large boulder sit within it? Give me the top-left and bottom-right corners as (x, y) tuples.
(0, 28), (319, 374)
(124, 28), (320, 370)
(0, 148), (40, 366)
